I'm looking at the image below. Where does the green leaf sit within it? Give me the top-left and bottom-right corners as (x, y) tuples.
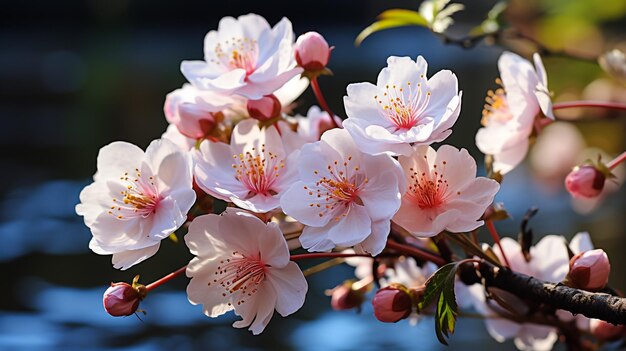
(470, 1), (508, 35)
(355, 9), (428, 46)
(378, 9), (428, 26)
(419, 262), (460, 346)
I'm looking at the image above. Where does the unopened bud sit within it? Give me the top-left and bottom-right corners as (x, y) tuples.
(246, 94), (281, 121)
(567, 249), (611, 291)
(328, 281), (367, 311)
(372, 285), (413, 323)
(295, 32), (331, 72)
(103, 282), (145, 317)
(590, 319), (625, 341)
(565, 165), (606, 198)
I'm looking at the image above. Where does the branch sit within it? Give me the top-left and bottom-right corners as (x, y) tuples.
(479, 263), (626, 325)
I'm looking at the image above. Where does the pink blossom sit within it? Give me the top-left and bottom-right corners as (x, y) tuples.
(295, 31), (331, 72)
(295, 106), (343, 143)
(181, 14), (303, 100)
(568, 249), (611, 291)
(76, 139), (196, 269)
(246, 94), (282, 121)
(393, 145), (500, 237)
(193, 119), (298, 213)
(590, 319), (625, 341)
(185, 208), (307, 335)
(372, 286), (413, 323)
(476, 52), (554, 174)
(280, 129), (406, 255)
(565, 165), (606, 198)
(164, 84), (233, 139)
(343, 56), (461, 156)
(103, 282), (142, 317)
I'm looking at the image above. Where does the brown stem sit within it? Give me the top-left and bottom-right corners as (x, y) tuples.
(479, 263), (626, 325)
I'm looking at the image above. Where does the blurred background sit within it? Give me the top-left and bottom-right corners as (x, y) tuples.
(1, 0), (626, 350)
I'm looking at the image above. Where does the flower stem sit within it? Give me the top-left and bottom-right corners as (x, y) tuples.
(385, 240), (447, 266)
(290, 252), (370, 261)
(311, 77), (340, 128)
(145, 265), (187, 292)
(486, 220), (511, 268)
(553, 100), (626, 112)
(607, 150), (626, 170)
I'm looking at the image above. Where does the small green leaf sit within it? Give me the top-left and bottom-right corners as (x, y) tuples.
(355, 19), (414, 46)
(378, 9), (428, 26)
(470, 1), (508, 35)
(419, 262), (460, 346)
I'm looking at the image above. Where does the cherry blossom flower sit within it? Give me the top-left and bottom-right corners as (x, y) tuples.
(343, 56), (461, 156)
(181, 14), (303, 100)
(164, 84), (233, 140)
(76, 139), (196, 270)
(295, 105), (343, 142)
(280, 129), (406, 255)
(185, 208), (307, 335)
(393, 145), (500, 237)
(194, 119), (298, 213)
(161, 124), (196, 152)
(475, 52), (554, 174)
(471, 235), (578, 350)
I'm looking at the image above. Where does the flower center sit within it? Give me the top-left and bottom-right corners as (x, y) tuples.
(232, 144), (284, 197)
(211, 252), (267, 306)
(213, 37), (259, 76)
(374, 80), (431, 131)
(407, 161), (449, 210)
(109, 168), (160, 219)
(304, 156), (368, 221)
(481, 81), (513, 126)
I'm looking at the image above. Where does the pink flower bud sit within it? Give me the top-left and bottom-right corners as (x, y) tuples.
(246, 94), (281, 121)
(568, 249), (611, 291)
(295, 32), (331, 72)
(590, 318), (625, 341)
(329, 283), (366, 311)
(565, 165), (606, 198)
(372, 286), (412, 323)
(103, 282), (142, 317)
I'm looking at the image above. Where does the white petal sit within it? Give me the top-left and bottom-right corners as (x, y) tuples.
(569, 232), (593, 254)
(186, 257), (233, 317)
(257, 222), (290, 268)
(492, 138), (530, 175)
(377, 56), (426, 88)
(94, 142), (144, 182)
(110, 243), (160, 270)
(354, 220), (391, 255)
(531, 235), (569, 282)
(266, 262), (308, 316)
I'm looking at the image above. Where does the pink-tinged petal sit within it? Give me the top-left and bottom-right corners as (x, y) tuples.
(533, 53), (548, 91)
(180, 60), (220, 82)
(161, 124), (195, 151)
(359, 169), (402, 221)
(492, 138), (530, 175)
(570, 232), (594, 254)
(94, 142), (144, 182)
(216, 208), (269, 256)
(325, 204), (372, 247)
(145, 139), (193, 191)
(203, 69), (247, 92)
(186, 257), (233, 317)
(148, 197), (185, 240)
(434, 145), (477, 191)
(241, 67), (303, 100)
(266, 262), (308, 316)
(319, 129), (362, 163)
(429, 93), (461, 139)
(353, 220), (391, 255)
(530, 235), (569, 282)
(377, 56), (426, 88)
(76, 181), (114, 226)
(216, 16), (244, 42)
(454, 177), (500, 206)
(344, 82), (389, 125)
(535, 88), (554, 120)
(232, 194), (281, 213)
(233, 283), (277, 335)
(422, 70), (458, 117)
(256, 222), (290, 268)
(238, 14), (271, 41)
(343, 119), (414, 156)
(184, 214), (226, 257)
(280, 181), (333, 227)
(293, 141), (340, 183)
(274, 76), (308, 106)
(299, 225), (336, 252)
(110, 243), (160, 270)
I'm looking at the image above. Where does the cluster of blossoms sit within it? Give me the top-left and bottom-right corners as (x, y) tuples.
(77, 11), (626, 350)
